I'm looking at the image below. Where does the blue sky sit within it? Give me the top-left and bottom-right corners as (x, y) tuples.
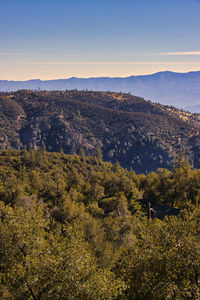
(1, 0), (200, 80)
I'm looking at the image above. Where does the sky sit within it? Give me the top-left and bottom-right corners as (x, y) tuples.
(1, 0), (200, 80)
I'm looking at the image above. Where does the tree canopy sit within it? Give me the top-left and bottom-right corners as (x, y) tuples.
(1, 149), (200, 299)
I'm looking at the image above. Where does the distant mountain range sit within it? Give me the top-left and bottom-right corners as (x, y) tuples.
(1, 90), (200, 173)
(1, 71), (200, 112)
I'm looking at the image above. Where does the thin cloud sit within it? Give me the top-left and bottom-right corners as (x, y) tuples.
(159, 51), (200, 56)
(126, 51), (200, 57)
(1, 61), (200, 65)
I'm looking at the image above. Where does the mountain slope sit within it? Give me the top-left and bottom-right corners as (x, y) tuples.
(0, 90), (200, 173)
(1, 71), (200, 111)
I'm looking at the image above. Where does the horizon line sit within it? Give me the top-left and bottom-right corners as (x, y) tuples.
(1, 69), (200, 82)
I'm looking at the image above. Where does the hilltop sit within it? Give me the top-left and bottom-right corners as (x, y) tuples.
(0, 90), (200, 173)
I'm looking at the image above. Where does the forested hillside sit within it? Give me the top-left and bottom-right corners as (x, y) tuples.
(0, 90), (200, 173)
(1, 150), (200, 299)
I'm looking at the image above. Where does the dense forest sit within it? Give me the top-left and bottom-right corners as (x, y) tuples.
(1, 90), (200, 173)
(1, 149), (200, 299)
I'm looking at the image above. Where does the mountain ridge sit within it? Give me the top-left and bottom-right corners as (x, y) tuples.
(1, 90), (200, 173)
(1, 71), (200, 112)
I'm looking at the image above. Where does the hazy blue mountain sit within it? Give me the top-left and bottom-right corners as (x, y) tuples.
(185, 104), (200, 113)
(1, 71), (200, 112)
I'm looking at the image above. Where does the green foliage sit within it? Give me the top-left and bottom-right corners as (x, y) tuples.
(1, 149), (200, 299)
(95, 145), (103, 160)
(0, 202), (124, 299)
(115, 209), (200, 299)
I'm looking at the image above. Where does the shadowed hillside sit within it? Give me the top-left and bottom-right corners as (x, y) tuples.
(0, 90), (200, 173)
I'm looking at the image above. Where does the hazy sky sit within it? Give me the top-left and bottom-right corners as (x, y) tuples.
(1, 0), (200, 80)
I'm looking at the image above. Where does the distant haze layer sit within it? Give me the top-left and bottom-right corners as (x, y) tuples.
(1, 71), (200, 112)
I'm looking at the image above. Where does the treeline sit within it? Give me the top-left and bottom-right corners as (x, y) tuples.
(1, 149), (200, 299)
